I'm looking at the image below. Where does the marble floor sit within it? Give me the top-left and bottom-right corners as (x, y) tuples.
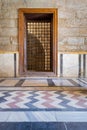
(0, 78), (87, 130)
(0, 78), (87, 88)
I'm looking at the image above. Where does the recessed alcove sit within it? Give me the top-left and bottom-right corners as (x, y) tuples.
(19, 8), (58, 76)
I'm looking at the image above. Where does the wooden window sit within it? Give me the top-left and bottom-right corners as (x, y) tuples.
(18, 8), (58, 77)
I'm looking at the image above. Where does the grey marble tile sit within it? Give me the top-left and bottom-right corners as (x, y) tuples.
(0, 112), (87, 122)
(55, 112), (87, 122)
(65, 122), (87, 130)
(0, 112), (10, 122)
(0, 122), (87, 130)
(0, 122), (66, 130)
(73, 79), (86, 87)
(53, 79), (74, 86)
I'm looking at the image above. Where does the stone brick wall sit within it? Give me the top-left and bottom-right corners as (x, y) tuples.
(0, 0), (87, 77)
(0, 0), (87, 51)
(58, 0), (87, 52)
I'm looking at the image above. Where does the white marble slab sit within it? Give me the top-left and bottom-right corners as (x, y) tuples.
(22, 80), (48, 86)
(0, 111), (87, 122)
(53, 79), (74, 86)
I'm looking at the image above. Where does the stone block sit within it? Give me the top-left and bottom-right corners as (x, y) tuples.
(0, 44), (18, 52)
(59, 8), (75, 19)
(0, 9), (9, 18)
(0, 28), (18, 37)
(74, 18), (87, 27)
(8, 9), (18, 19)
(0, 0), (57, 8)
(59, 17), (87, 28)
(59, 18), (74, 28)
(58, 37), (86, 52)
(59, 27), (80, 37)
(0, 36), (18, 46)
(11, 45), (18, 51)
(76, 10), (87, 19)
(0, 37), (10, 45)
(59, 18), (66, 27)
(28, 0), (57, 8)
(79, 28), (87, 37)
(10, 1), (27, 8)
(0, 0), (26, 9)
(67, 37), (84, 45)
(0, 19), (17, 28)
(65, 0), (87, 8)
(0, 45), (10, 51)
(1, 9), (18, 18)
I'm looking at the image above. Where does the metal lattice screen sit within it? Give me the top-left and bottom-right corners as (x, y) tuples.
(27, 20), (52, 71)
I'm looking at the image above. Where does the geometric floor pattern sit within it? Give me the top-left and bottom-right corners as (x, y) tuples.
(0, 90), (87, 111)
(0, 78), (87, 130)
(0, 78), (87, 88)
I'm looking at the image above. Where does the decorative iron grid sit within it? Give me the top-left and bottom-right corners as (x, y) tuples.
(27, 21), (52, 71)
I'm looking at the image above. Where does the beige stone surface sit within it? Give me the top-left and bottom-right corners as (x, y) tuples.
(0, 9), (18, 19)
(0, 45), (18, 52)
(59, 18), (87, 28)
(0, 19), (17, 28)
(0, 37), (10, 45)
(0, 0), (87, 77)
(65, 0), (87, 8)
(0, 0), (87, 51)
(79, 28), (87, 36)
(0, 79), (19, 86)
(59, 27), (80, 37)
(59, 8), (75, 19)
(0, 28), (18, 37)
(76, 10), (87, 19)
(22, 80), (48, 86)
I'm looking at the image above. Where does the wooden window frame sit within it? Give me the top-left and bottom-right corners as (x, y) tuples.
(18, 8), (58, 76)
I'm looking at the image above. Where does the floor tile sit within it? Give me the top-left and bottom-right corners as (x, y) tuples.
(67, 79), (82, 87)
(22, 80), (48, 86)
(0, 111), (87, 122)
(66, 122), (87, 130)
(0, 80), (19, 87)
(74, 79), (87, 87)
(0, 78), (87, 130)
(0, 90), (87, 110)
(0, 122), (87, 130)
(14, 79), (25, 87)
(53, 79), (74, 86)
(0, 78), (87, 89)
(0, 122), (65, 130)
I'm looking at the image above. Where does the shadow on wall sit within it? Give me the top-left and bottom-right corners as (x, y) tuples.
(27, 33), (45, 71)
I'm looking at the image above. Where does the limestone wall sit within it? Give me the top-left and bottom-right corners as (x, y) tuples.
(58, 0), (87, 52)
(0, 0), (87, 77)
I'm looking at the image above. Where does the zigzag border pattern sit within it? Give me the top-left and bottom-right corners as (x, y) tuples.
(0, 91), (87, 111)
